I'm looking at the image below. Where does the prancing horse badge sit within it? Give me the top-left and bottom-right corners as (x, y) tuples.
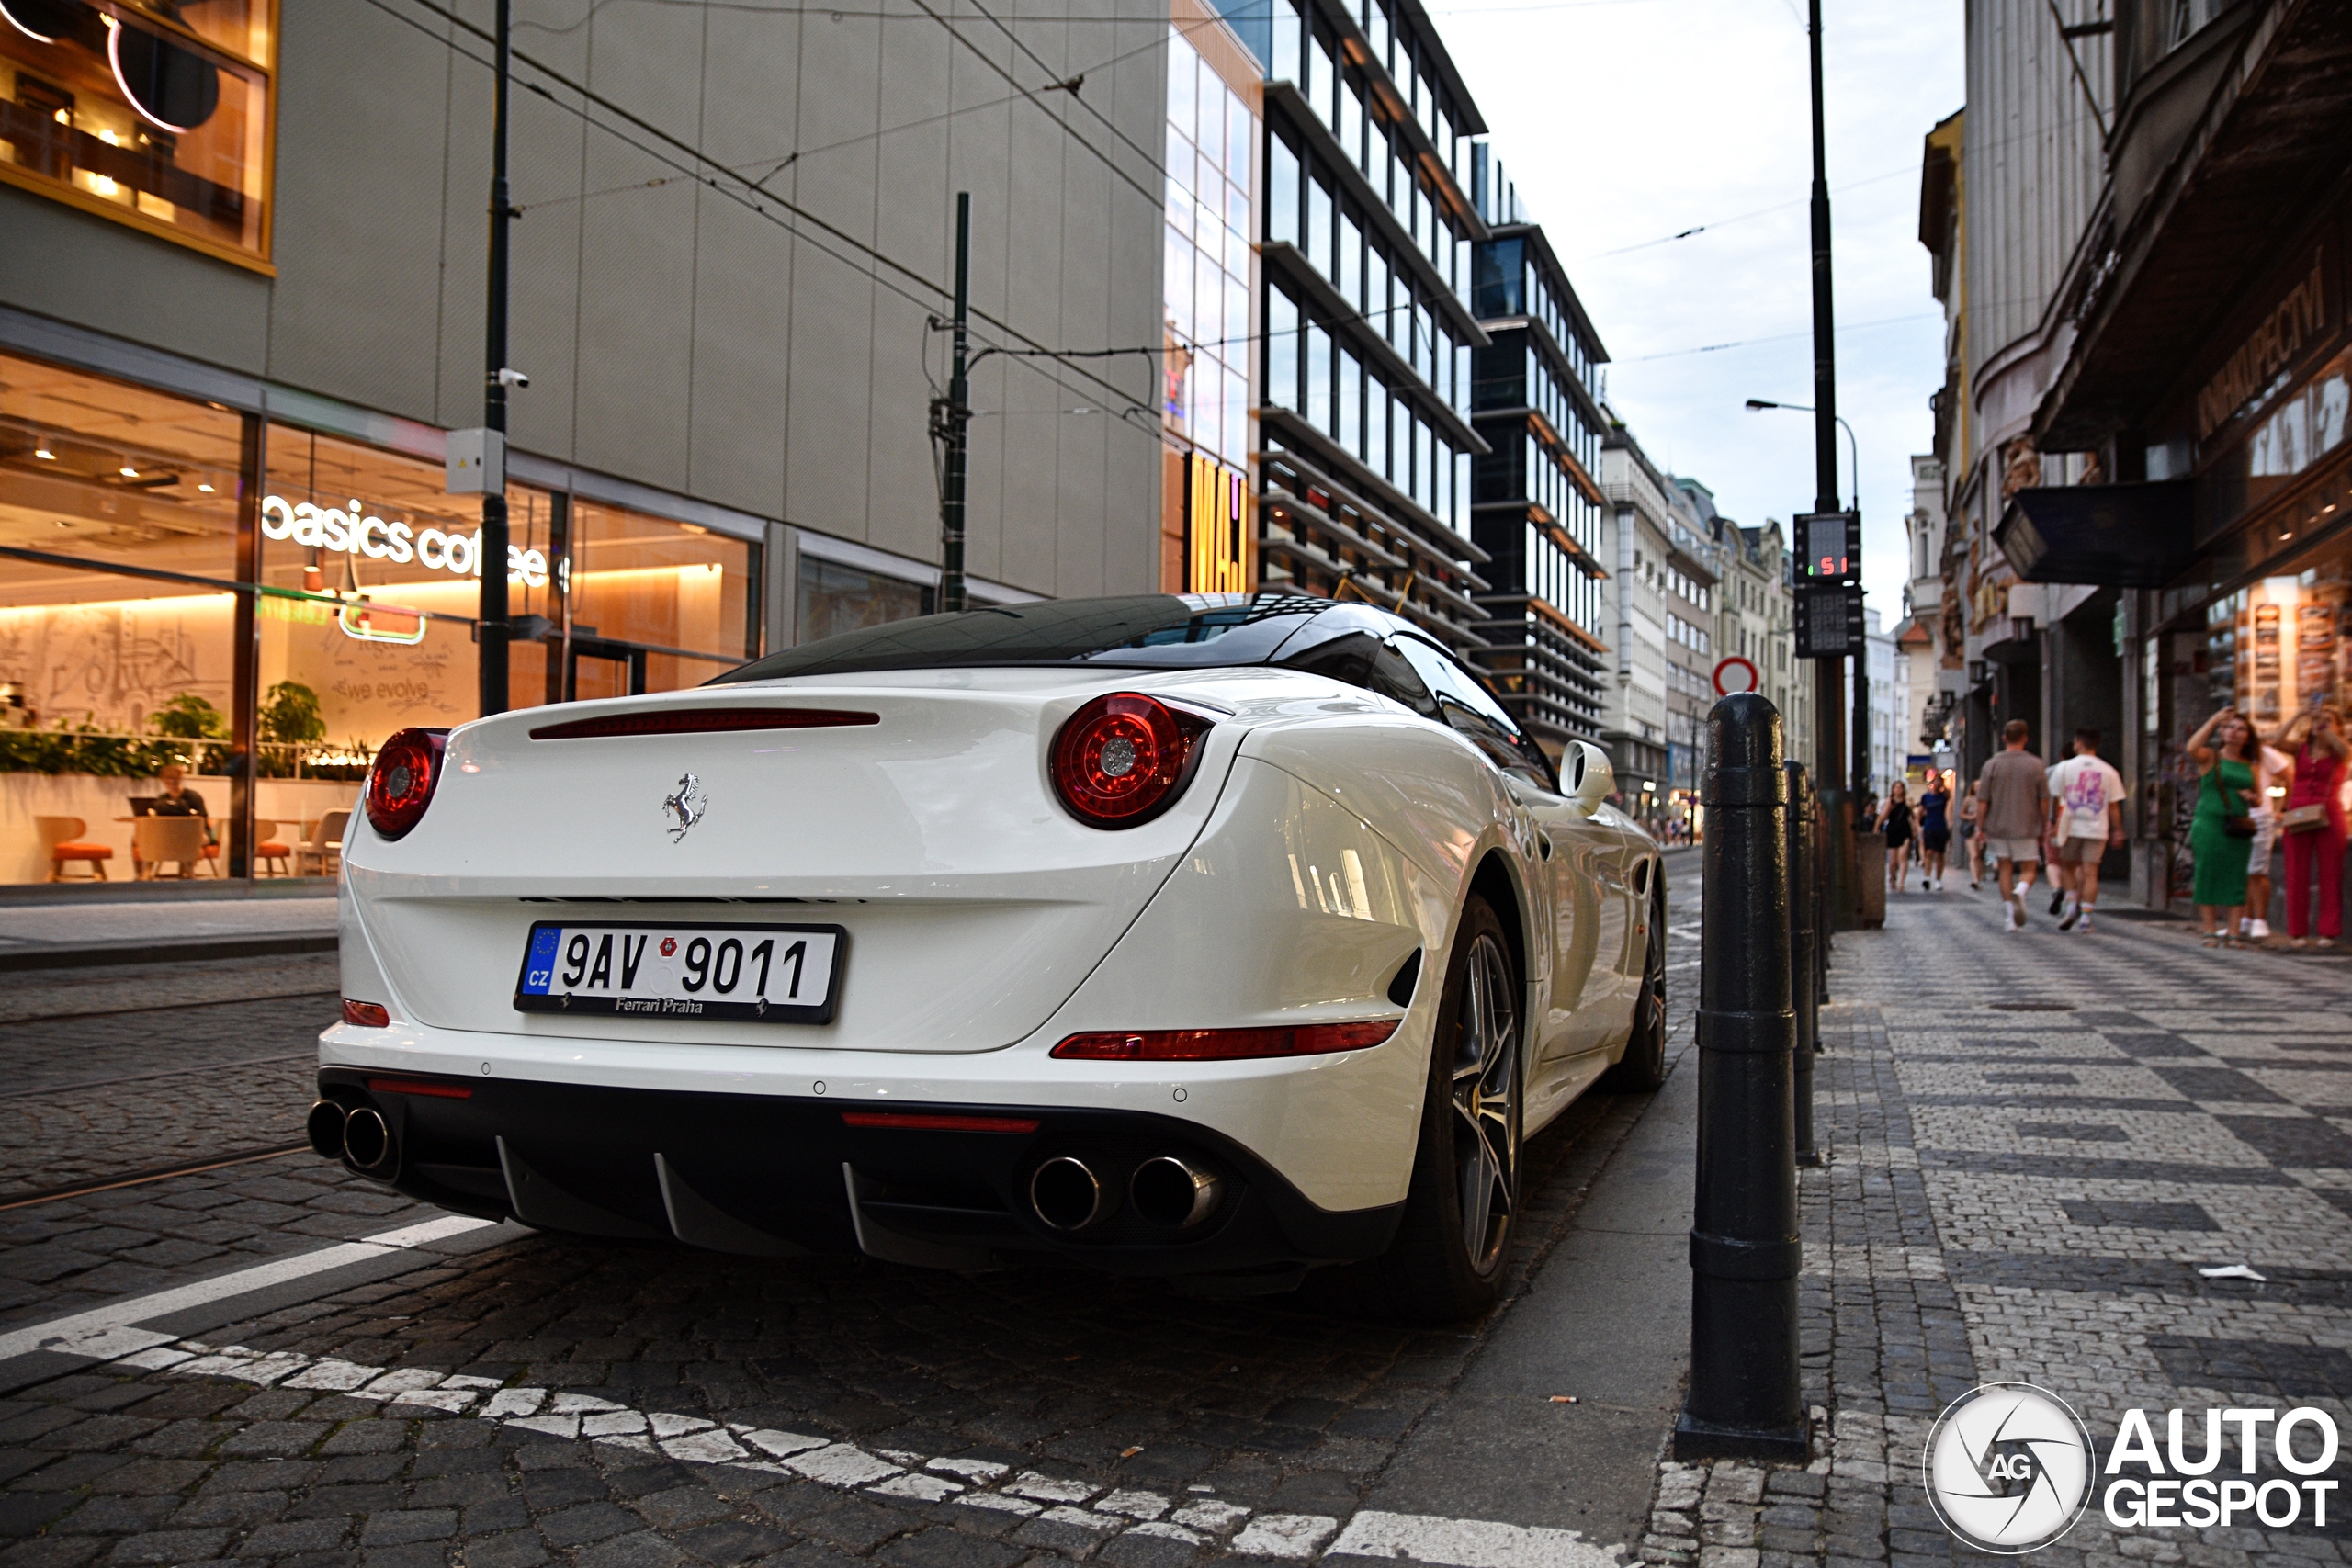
(662, 773), (707, 843)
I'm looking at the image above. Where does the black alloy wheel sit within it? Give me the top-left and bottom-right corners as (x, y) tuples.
(1370, 894), (1521, 1322)
(1601, 882), (1668, 1092)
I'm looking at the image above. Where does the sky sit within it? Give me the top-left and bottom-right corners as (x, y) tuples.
(1435, 0), (1962, 620)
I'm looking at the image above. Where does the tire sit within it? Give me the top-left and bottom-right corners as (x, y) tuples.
(1367, 895), (1522, 1323)
(1600, 886), (1668, 1092)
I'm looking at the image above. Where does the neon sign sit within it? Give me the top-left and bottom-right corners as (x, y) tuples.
(261, 495), (548, 588)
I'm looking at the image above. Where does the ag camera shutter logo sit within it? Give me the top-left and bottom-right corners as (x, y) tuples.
(1923, 1383), (2095, 1553)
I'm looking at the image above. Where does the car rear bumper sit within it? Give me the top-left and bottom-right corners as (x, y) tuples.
(314, 1066), (1403, 1279)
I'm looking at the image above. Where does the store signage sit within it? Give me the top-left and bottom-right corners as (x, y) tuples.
(260, 494), (548, 587)
(2198, 250), (2326, 439)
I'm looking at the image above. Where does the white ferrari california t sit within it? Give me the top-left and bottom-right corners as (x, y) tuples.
(309, 592), (1666, 1319)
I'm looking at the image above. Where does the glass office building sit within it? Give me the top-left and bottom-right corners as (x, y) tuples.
(1236, 0), (1494, 649)
(1467, 181), (1612, 748)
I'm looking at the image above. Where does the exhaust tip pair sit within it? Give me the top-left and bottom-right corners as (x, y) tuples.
(308, 1100), (394, 1173)
(1029, 1154), (1221, 1233)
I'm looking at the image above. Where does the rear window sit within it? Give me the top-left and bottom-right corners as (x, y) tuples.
(712, 593), (1337, 681)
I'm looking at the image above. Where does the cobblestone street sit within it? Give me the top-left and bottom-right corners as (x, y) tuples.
(8, 876), (2352, 1568)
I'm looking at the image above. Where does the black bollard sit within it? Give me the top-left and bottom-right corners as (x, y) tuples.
(1787, 761), (1822, 1168)
(1674, 693), (1808, 1462)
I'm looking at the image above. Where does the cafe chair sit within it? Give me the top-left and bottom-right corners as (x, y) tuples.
(134, 815), (210, 879)
(254, 819), (293, 877)
(296, 809), (350, 877)
(36, 817), (113, 882)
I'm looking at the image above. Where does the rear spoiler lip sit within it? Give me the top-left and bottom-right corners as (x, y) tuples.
(526, 706), (881, 741)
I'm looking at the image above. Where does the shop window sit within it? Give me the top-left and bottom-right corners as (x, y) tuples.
(798, 556), (929, 645)
(0, 0), (274, 267)
(259, 424), (514, 748)
(2, 350), (244, 583)
(569, 502), (752, 694)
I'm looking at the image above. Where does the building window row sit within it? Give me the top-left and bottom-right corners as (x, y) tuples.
(1666, 613), (1712, 655)
(1266, 284), (1464, 531)
(1268, 134), (1467, 422)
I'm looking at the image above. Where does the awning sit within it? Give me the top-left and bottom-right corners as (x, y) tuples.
(1995, 481), (2194, 588)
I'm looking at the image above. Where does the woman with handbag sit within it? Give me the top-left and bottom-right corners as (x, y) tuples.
(2187, 706), (2260, 948)
(2278, 704), (2348, 948)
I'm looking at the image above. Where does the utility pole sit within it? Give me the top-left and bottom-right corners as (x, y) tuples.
(478, 0), (514, 715)
(939, 193), (972, 615)
(1805, 0), (1860, 917)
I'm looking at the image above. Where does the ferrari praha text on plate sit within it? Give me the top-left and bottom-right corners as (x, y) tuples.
(513, 921), (844, 1023)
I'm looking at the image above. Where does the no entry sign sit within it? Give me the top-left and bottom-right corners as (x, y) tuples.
(1713, 656), (1760, 696)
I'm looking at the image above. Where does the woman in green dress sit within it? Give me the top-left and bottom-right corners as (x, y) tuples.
(2187, 706), (2259, 947)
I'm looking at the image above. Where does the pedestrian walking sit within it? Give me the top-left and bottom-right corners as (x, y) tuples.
(2046, 728), (2126, 932)
(2279, 704), (2348, 949)
(1978, 719), (2050, 931)
(1877, 781), (1916, 894)
(2239, 726), (2295, 942)
(1960, 779), (1985, 889)
(1917, 770), (1952, 890)
(2186, 706), (2260, 948)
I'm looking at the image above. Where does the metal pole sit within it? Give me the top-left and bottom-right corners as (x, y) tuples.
(1675, 692), (1807, 1461)
(1805, 0), (1856, 927)
(478, 0), (513, 716)
(940, 192), (972, 615)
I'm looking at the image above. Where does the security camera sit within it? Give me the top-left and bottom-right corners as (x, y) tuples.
(495, 367), (530, 389)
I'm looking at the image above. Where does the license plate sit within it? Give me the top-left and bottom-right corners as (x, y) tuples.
(514, 921), (845, 1024)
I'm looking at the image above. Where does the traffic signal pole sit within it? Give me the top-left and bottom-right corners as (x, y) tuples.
(1805, 0), (1860, 928)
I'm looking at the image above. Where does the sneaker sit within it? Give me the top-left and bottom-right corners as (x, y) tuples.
(2248, 919), (2271, 940)
(2078, 912), (2095, 932)
(2007, 902), (2026, 931)
(2049, 888), (2067, 917)
(2322, 938), (2337, 949)
(2059, 901), (2081, 931)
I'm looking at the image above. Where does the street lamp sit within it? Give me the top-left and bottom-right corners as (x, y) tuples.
(1744, 399), (1859, 511)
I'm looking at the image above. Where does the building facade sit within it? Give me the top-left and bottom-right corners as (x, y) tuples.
(1236, 0), (1492, 647)
(1466, 203), (1611, 751)
(1598, 427), (1717, 829)
(0, 0), (1185, 884)
(1927, 0), (2352, 925)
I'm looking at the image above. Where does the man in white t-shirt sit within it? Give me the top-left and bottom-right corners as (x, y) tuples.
(2046, 727), (2126, 932)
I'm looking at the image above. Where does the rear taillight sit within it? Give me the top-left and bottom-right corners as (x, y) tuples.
(1049, 693), (1211, 828)
(364, 728), (447, 840)
(342, 998), (390, 1027)
(1051, 1021), (1399, 1060)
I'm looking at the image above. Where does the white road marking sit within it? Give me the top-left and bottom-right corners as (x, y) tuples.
(0, 1214), (495, 1363)
(92, 1336), (1633, 1565)
(1326, 1509), (1626, 1568)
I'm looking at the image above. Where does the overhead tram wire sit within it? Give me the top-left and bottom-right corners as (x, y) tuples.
(510, 0), (1680, 30)
(372, 0), (1160, 423)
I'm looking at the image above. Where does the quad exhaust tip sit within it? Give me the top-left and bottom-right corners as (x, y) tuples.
(1130, 1155), (1222, 1229)
(306, 1100), (347, 1160)
(342, 1107), (395, 1173)
(1029, 1155), (1107, 1231)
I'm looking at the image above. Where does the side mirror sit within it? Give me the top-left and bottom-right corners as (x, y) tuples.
(1566, 741), (1614, 813)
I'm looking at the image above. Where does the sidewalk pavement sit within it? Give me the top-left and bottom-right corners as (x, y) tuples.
(1643, 881), (2352, 1568)
(0, 896), (338, 969)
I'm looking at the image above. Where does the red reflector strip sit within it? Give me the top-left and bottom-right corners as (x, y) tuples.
(529, 707), (879, 740)
(366, 1077), (473, 1099)
(1050, 1020), (1400, 1061)
(839, 1111), (1041, 1134)
(341, 999), (390, 1028)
